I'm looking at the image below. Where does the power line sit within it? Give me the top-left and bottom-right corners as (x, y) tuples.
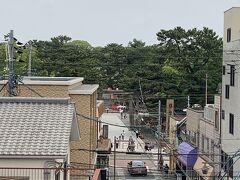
(71, 147), (231, 157)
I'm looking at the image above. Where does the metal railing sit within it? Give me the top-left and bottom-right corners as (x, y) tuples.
(0, 167), (94, 180)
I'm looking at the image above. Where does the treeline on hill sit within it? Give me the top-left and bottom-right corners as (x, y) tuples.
(0, 27), (223, 112)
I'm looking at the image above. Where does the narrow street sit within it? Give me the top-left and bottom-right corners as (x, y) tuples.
(101, 112), (176, 180)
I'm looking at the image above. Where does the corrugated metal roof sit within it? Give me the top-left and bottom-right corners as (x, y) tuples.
(0, 97), (75, 157)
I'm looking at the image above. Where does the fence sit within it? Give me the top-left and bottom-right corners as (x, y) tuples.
(0, 167), (94, 180)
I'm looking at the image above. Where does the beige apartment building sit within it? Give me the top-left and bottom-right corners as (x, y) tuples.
(221, 7), (240, 179)
(0, 76), (99, 179)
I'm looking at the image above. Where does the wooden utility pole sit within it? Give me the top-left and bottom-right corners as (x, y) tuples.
(113, 136), (116, 180)
(205, 73), (208, 105)
(27, 41), (32, 76)
(157, 100), (162, 169)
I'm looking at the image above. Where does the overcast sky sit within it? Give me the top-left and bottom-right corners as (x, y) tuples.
(0, 0), (239, 46)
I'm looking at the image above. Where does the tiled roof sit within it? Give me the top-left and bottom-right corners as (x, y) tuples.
(0, 97), (76, 157)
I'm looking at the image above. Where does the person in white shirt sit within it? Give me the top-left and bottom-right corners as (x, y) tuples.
(135, 130), (139, 138)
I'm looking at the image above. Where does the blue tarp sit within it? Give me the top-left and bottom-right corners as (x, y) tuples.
(177, 141), (198, 167)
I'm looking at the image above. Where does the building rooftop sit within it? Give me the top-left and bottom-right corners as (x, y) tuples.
(0, 97), (79, 157)
(224, 7), (240, 13)
(69, 84), (99, 94)
(0, 76), (84, 86)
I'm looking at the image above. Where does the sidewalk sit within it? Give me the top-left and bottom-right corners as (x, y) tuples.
(101, 112), (145, 152)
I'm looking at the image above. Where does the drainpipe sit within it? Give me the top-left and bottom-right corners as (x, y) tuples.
(63, 161), (67, 180)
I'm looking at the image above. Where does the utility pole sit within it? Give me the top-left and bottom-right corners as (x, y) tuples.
(6, 30), (15, 96)
(113, 136), (116, 180)
(27, 41), (32, 76)
(187, 95), (190, 108)
(129, 99), (134, 130)
(63, 161), (67, 180)
(205, 73), (208, 105)
(157, 100), (162, 169)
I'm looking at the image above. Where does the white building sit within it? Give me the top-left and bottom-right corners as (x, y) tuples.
(221, 7), (240, 179)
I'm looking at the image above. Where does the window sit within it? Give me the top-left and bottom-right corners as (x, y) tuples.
(210, 140), (214, 160)
(230, 65), (235, 86)
(227, 28), (231, 42)
(202, 135), (205, 152)
(206, 138), (209, 154)
(215, 110), (219, 130)
(223, 65), (226, 75)
(229, 113), (234, 135)
(222, 110), (225, 120)
(225, 85), (229, 99)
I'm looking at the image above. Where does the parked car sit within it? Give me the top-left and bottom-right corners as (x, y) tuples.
(127, 160), (147, 176)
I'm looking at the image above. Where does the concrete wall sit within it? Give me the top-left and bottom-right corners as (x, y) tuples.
(224, 7), (240, 44)
(186, 108), (203, 132)
(186, 108), (203, 147)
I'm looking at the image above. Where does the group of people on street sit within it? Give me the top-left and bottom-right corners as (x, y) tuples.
(119, 130), (125, 140)
(115, 130), (126, 149)
(158, 155), (169, 174)
(144, 142), (154, 151)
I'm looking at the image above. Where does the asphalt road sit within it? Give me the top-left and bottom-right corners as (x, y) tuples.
(103, 112), (176, 180)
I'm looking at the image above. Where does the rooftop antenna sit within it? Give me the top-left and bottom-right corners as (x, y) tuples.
(7, 30), (15, 96)
(5, 30), (21, 96)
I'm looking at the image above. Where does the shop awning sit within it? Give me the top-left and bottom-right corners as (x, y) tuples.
(177, 141), (198, 167)
(193, 157), (214, 180)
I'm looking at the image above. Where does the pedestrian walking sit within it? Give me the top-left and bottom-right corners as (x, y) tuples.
(136, 130), (139, 138)
(119, 135), (121, 140)
(149, 142), (154, 151)
(116, 138), (119, 148)
(144, 143), (149, 151)
(129, 136), (133, 142)
(120, 108), (123, 118)
(164, 164), (169, 174)
(121, 133), (124, 140)
(158, 155), (164, 170)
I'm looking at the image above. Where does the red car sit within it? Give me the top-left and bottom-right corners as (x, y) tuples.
(127, 160), (147, 176)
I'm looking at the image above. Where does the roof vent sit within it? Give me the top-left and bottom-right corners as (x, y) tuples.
(206, 104), (214, 108)
(191, 104), (202, 109)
